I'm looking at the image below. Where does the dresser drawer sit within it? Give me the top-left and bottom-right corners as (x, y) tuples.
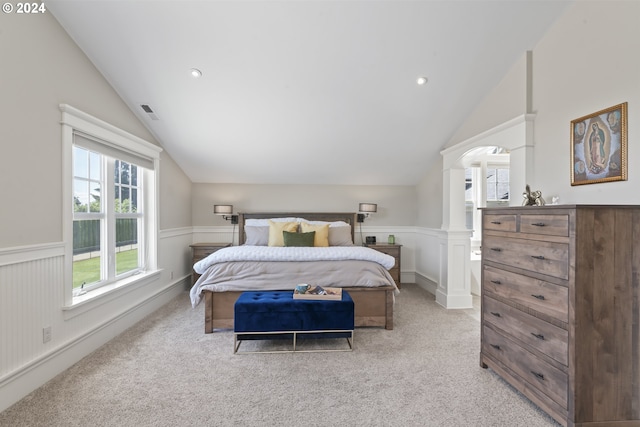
(484, 214), (517, 232)
(193, 247), (218, 259)
(483, 296), (568, 365)
(483, 236), (569, 280)
(483, 265), (568, 323)
(482, 325), (568, 409)
(520, 214), (569, 237)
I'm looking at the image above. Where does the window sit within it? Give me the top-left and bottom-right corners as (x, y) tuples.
(464, 167), (476, 230)
(464, 168), (474, 202)
(61, 105), (161, 306)
(464, 155), (509, 253)
(72, 145), (144, 293)
(486, 167), (510, 202)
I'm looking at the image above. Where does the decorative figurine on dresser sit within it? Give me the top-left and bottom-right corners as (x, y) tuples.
(480, 205), (640, 426)
(522, 184), (546, 206)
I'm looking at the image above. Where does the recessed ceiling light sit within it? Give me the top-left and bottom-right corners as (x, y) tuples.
(190, 68), (202, 78)
(417, 76), (428, 85)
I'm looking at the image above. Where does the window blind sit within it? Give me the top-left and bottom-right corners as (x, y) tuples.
(73, 131), (155, 170)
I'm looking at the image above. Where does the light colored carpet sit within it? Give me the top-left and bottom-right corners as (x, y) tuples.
(0, 284), (560, 426)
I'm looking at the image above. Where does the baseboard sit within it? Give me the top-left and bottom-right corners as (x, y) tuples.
(415, 271), (437, 296)
(0, 277), (187, 413)
(435, 289), (473, 309)
(399, 271), (415, 287)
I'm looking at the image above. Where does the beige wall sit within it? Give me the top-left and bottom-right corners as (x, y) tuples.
(192, 183), (417, 226)
(159, 152), (192, 229)
(0, 12), (191, 248)
(414, 51), (527, 229)
(445, 53), (529, 149)
(415, 157), (443, 228)
(0, 11), (192, 411)
(530, 0), (640, 204)
(415, 35), (529, 229)
(420, 0), (640, 216)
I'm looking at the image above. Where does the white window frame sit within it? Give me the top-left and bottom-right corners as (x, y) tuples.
(60, 104), (162, 311)
(464, 153), (509, 251)
(485, 164), (510, 204)
(72, 149), (144, 292)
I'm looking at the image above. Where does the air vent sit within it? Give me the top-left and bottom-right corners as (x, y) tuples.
(140, 104), (159, 121)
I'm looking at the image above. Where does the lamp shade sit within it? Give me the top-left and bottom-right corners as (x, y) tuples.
(358, 203), (377, 213)
(213, 204), (233, 215)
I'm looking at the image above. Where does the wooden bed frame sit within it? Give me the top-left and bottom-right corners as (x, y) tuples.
(202, 212), (395, 333)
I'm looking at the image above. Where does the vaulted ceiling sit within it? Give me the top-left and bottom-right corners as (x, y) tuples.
(47, 0), (570, 185)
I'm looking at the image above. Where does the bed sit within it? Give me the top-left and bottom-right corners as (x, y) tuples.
(190, 212), (399, 333)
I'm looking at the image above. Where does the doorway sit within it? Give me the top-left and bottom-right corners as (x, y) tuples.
(439, 114), (534, 306)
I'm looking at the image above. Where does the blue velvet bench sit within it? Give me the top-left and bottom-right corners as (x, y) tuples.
(233, 290), (354, 353)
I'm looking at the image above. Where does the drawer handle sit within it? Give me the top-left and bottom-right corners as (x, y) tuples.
(491, 221), (502, 225)
(490, 311), (501, 318)
(531, 255), (545, 260)
(490, 280), (502, 285)
(531, 332), (546, 340)
(490, 344), (501, 350)
(531, 222), (546, 227)
(490, 248), (502, 252)
(530, 371), (545, 381)
(531, 294), (546, 300)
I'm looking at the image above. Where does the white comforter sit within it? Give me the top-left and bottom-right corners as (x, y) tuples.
(190, 246), (397, 307)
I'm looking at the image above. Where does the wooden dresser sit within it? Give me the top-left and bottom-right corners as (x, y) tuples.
(365, 243), (402, 288)
(480, 205), (640, 427)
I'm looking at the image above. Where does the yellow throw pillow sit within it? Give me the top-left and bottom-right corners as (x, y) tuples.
(268, 220), (299, 246)
(300, 222), (330, 247)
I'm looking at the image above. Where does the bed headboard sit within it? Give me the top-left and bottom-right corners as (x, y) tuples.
(238, 212), (357, 245)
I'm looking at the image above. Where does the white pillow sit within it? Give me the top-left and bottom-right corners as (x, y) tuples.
(245, 217), (299, 227)
(244, 226), (269, 246)
(300, 220), (351, 228)
(328, 225), (354, 246)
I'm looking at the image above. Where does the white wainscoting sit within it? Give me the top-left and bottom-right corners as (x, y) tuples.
(0, 228), (192, 412)
(192, 225), (237, 247)
(412, 227), (444, 295)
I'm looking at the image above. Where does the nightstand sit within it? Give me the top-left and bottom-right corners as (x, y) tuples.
(189, 242), (231, 285)
(366, 243), (402, 288)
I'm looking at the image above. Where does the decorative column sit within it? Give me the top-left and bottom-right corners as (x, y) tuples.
(438, 114), (535, 309)
(438, 167), (472, 309)
(437, 229), (472, 309)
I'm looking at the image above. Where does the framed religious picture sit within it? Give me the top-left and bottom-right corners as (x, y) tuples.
(571, 102), (627, 186)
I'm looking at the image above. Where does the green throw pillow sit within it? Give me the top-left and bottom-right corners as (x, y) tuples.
(283, 231), (316, 247)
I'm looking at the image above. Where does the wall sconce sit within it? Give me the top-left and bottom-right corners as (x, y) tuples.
(357, 203), (377, 222)
(214, 204), (238, 224)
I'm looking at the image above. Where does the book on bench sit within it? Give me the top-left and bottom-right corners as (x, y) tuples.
(293, 285), (342, 300)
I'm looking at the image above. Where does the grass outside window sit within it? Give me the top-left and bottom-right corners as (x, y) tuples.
(73, 249), (138, 288)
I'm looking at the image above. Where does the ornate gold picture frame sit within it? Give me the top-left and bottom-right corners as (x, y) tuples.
(571, 102), (627, 186)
